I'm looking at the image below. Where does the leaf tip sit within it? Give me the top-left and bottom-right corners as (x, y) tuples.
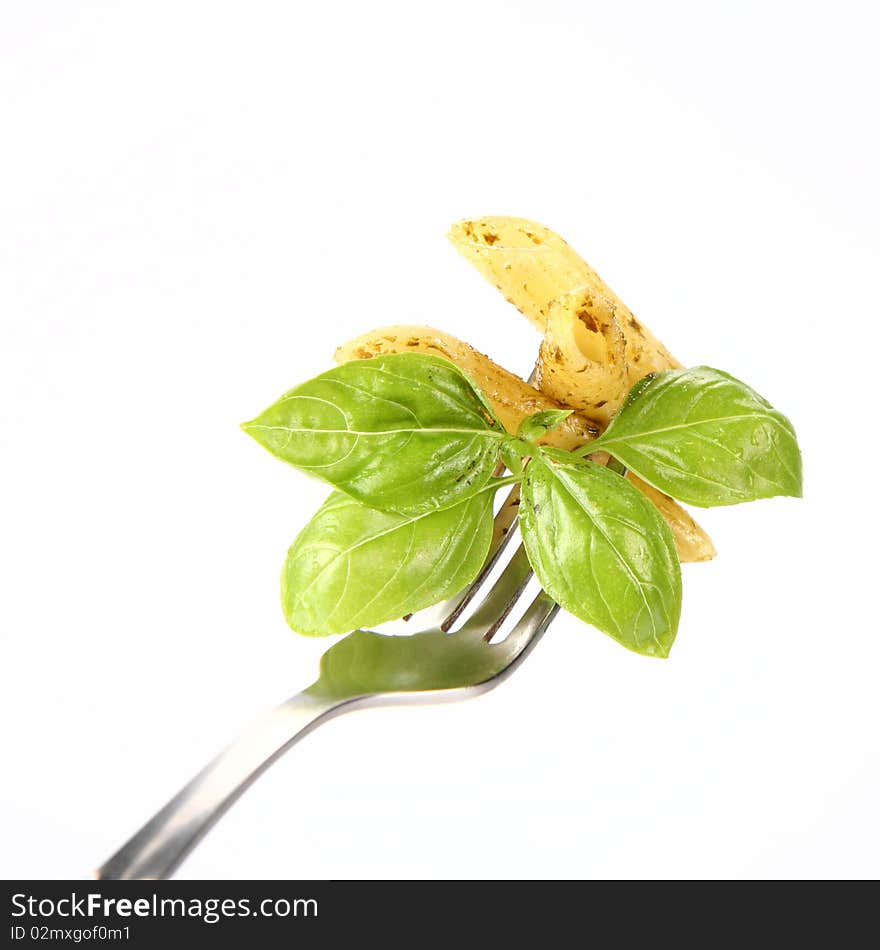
(240, 418), (261, 439)
(644, 638), (674, 659)
(632, 633), (673, 659)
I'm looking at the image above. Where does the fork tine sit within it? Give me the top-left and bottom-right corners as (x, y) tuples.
(492, 590), (560, 671)
(398, 481), (522, 632)
(458, 543), (533, 640)
(439, 483), (522, 631)
(399, 369), (542, 632)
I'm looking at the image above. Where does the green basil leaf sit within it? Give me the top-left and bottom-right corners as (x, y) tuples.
(282, 488), (495, 637)
(517, 409), (573, 443)
(242, 353), (506, 515)
(591, 367), (802, 507)
(520, 455), (681, 657)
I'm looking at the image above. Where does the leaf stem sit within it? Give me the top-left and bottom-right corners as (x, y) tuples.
(491, 474), (523, 490)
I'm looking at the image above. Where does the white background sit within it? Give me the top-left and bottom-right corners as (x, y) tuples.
(1, 0), (878, 880)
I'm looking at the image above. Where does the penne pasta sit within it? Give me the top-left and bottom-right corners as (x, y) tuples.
(587, 449), (716, 562)
(626, 474), (717, 563)
(335, 324), (716, 563)
(447, 217), (592, 333)
(535, 287), (628, 425)
(334, 325), (600, 451)
(445, 216), (715, 563)
(447, 216), (681, 378)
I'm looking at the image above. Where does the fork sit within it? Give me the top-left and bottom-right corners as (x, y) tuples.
(96, 484), (558, 880)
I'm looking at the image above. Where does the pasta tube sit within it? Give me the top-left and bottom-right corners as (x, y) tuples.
(535, 287), (628, 425)
(334, 325), (600, 451)
(447, 216), (681, 378)
(627, 474), (717, 563)
(335, 325), (716, 563)
(447, 217), (715, 562)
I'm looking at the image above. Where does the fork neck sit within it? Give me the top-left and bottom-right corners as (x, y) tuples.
(96, 689), (361, 880)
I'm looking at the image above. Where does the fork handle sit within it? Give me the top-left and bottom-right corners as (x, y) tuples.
(95, 688), (362, 880)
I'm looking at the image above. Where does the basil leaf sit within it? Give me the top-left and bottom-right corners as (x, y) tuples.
(242, 353), (505, 515)
(591, 367), (803, 507)
(521, 455), (681, 657)
(282, 488), (495, 637)
(517, 409), (573, 443)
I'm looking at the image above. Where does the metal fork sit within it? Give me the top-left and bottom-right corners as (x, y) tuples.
(95, 485), (557, 880)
